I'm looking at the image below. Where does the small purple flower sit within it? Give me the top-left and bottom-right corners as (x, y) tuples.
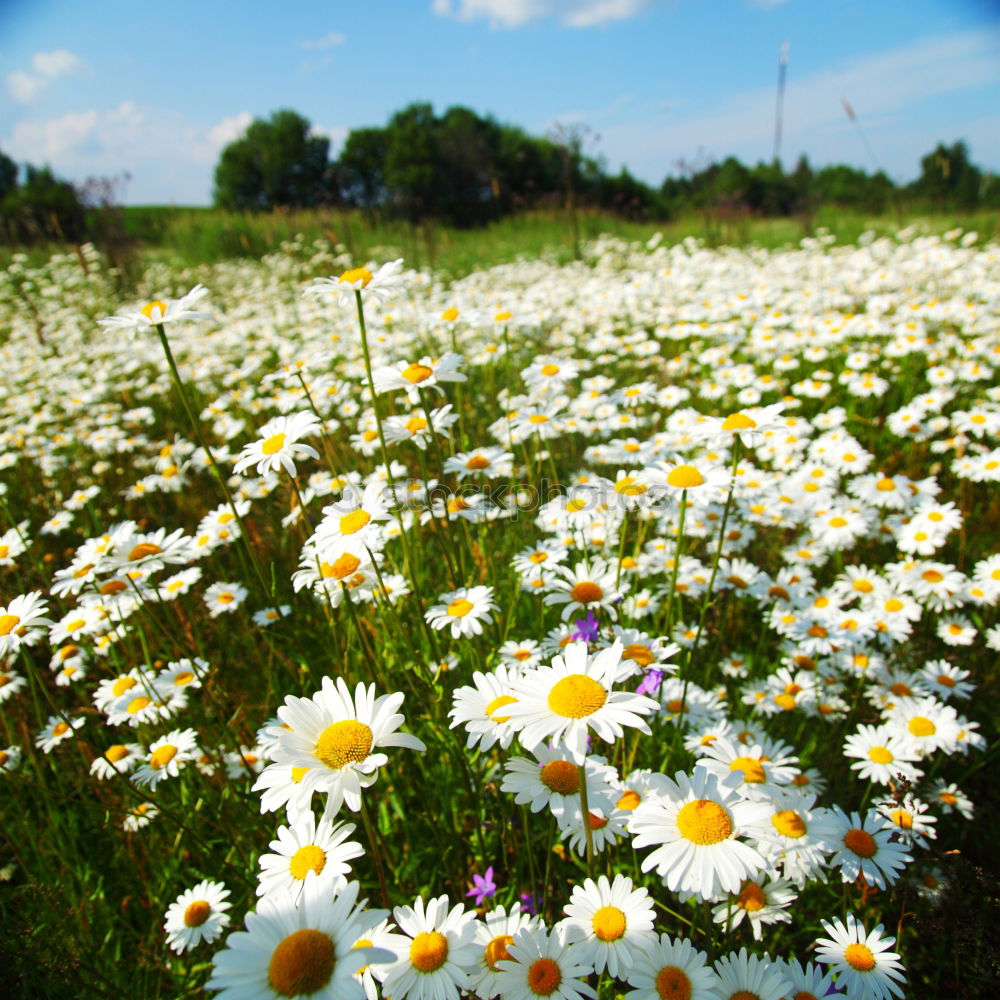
(570, 610), (600, 643)
(465, 866), (497, 906)
(518, 891), (539, 916)
(636, 668), (664, 696)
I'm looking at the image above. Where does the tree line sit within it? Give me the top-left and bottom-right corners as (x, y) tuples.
(1, 101), (997, 250)
(212, 104), (999, 225)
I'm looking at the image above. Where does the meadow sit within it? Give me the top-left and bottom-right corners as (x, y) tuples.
(0, 220), (998, 999)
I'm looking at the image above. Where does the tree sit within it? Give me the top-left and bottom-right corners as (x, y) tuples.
(2, 165), (86, 243)
(912, 141), (981, 209)
(0, 149), (17, 202)
(213, 110), (331, 211)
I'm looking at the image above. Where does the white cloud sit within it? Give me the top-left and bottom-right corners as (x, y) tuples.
(301, 30), (347, 49)
(7, 70), (43, 103)
(32, 49), (85, 78)
(208, 111), (253, 149)
(432, 0), (656, 29)
(7, 48), (85, 103)
(584, 30), (1000, 183)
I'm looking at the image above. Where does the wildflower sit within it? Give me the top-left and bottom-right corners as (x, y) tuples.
(624, 933), (719, 1000)
(164, 880), (231, 953)
(233, 411), (321, 478)
(815, 914), (905, 1000)
(99, 284), (213, 338)
(493, 924), (597, 1000)
(465, 866), (498, 907)
(304, 259), (405, 307)
(373, 353), (467, 403)
(425, 586), (497, 639)
(133, 728), (200, 789)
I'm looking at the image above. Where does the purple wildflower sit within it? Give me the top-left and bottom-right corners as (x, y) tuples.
(465, 866), (497, 906)
(570, 610), (600, 643)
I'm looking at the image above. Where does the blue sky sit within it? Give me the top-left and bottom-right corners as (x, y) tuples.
(2, 0), (999, 205)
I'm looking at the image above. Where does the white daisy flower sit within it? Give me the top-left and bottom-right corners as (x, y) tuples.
(815, 914), (906, 1000)
(493, 924), (597, 1000)
(425, 585), (498, 639)
(164, 879), (231, 953)
(624, 932), (720, 1000)
(233, 411), (321, 478)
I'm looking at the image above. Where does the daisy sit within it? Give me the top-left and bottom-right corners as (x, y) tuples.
(0, 745), (22, 773)
(928, 779), (974, 819)
(624, 933), (719, 1000)
(304, 259), (405, 307)
(381, 894), (479, 1000)
(253, 761), (323, 824)
(628, 769), (771, 899)
(561, 803), (631, 857)
(133, 728), (200, 789)
(0, 591), (53, 655)
(815, 914), (905, 1000)
(233, 411), (321, 478)
(89, 742), (142, 780)
(35, 714), (85, 753)
(99, 284), (213, 338)
(123, 801), (159, 832)
(208, 880), (393, 1000)
(449, 664), (520, 752)
(500, 746), (619, 820)
(542, 559), (622, 622)
(842, 724), (923, 785)
(373, 352), (467, 403)
(774, 958), (834, 1000)
(493, 924), (597, 1000)
(425, 586), (497, 639)
(506, 641), (659, 764)
(164, 880), (231, 953)
(204, 581), (249, 618)
(874, 794), (937, 849)
(710, 877), (795, 941)
(470, 903), (542, 1000)
(560, 874), (655, 978)
(257, 813), (363, 900)
(826, 807), (912, 889)
(444, 446), (515, 481)
(712, 948), (789, 1000)
(315, 480), (393, 557)
(0, 669), (27, 703)
(269, 677), (426, 818)
(498, 639), (545, 670)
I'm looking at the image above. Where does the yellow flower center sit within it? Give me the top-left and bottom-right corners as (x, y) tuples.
(908, 716), (936, 738)
(569, 581), (603, 604)
(410, 931), (449, 973)
(447, 599), (474, 617)
(321, 553), (361, 580)
(843, 829), (877, 858)
(722, 412), (756, 431)
(289, 844), (327, 880)
(772, 809), (806, 838)
(676, 800), (733, 845)
(622, 644), (654, 667)
(128, 542), (163, 561)
(875, 477), (896, 492)
(127, 696), (151, 715)
(101, 580), (127, 595)
(339, 267), (373, 287)
(735, 881), (767, 912)
(174, 671), (195, 686)
(105, 744), (129, 763)
(829, 517), (848, 528)
(269, 929), (335, 996)
(617, 789), (641, 810)
(592, 905), (626, 941)
(844, 943), (877, 972)
(666, 465), (705, 489)
(184, 901), (211, 927)
(441, 308), (459, 321)
(485, 695), (516, 723)
(291, 767), (309, 783)
(922, 569), (943, 583)
(889, 809), (913, 830)
(889, 682), (912, 696)
(527, 957), (562, 996)
(405, 416), (428, 434)
(614, 476), (647, 496)
(262, 433), (287, 455)
(401, 363), (434, 384)
(149, 745), (178, 770)
(868, 746), (893, 764)
(0, 614), (20, 636)
(547, 675), (606, 718)
(540, 760), (579, 795)
(314, 720), (373, 769)
(339, 510), (371, 535)
(540, 364), (560, 376)
(655, 966), (692, 1000)
(52, 721), (70, 737)
(466, 455), (491, 470)
(141, 300), (168, 321)
(729, 757), (767, 783)
(112, 676), (137, 697)
(485, 934), (514, 971)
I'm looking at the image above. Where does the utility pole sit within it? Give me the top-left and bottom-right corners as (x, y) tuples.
(773, 41), (789, 164)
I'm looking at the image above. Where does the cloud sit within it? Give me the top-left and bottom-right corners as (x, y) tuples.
(208, 111), (253, 148)
(6, 48), (85, 103)
(432, 0), (656, 29)
(301, 30), (347, 49)
(585, 30), (1000, 183)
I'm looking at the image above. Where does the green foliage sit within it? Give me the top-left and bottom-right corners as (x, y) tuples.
(213, 109), (332, 211)
(911, 141), (983, 209)
(1, 165), (87, 244)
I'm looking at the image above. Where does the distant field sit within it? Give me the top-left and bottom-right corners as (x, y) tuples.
(114, 204), (1000, 275)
